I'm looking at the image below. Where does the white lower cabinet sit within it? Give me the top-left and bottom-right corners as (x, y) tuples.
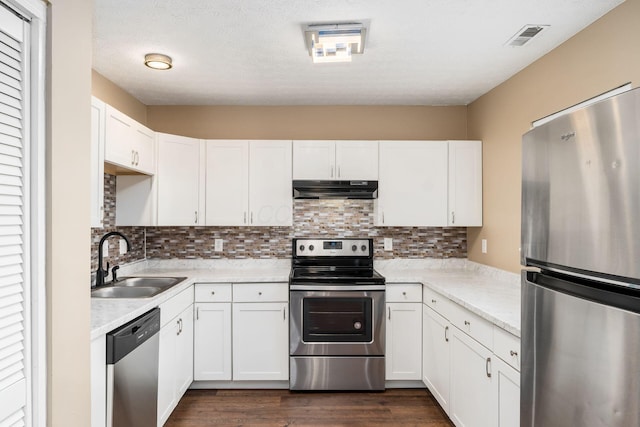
(158, 287), (194, 427)
(450, 327), (496, 427)
(422, 304), (451, 413)
(194, 284), (233, 381)
(422, 285), (520, 427)
(90, 335), (106, 427)
(385, 283), (423, 381)
(232, 301), (289, 381)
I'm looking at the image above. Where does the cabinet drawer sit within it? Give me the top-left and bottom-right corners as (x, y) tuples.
(195, 283), (232, 302)
(233, 282), (288, 302)
(160, 285), (194, 327)
(387, 283), (422, 302)
(448, 302), (493, 350)
(493, 325), (521, 371)
(422, 286), (453, 319)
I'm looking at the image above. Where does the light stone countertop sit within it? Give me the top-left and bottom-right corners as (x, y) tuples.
(91, 258), (521, 340)
(376, 259), (521, 337)
(90, 259), (291, 339)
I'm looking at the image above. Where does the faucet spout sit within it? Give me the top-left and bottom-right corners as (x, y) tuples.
(95, 231), (131, 288)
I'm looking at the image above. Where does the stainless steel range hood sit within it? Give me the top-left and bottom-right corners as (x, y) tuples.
(292, 180), (378, 199)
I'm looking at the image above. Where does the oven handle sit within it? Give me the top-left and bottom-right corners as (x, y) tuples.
(290, 284), (386, 291)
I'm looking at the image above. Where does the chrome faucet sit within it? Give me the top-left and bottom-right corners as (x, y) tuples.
(95, 231), (131, 288)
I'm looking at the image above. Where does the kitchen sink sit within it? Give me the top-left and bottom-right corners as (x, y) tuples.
(91, 276), (187, 299)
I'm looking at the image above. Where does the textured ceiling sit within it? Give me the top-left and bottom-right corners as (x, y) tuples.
(93, 0), (624, 106)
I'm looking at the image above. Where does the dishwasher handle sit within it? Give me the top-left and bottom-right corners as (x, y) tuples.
(107, 307), (161, 364)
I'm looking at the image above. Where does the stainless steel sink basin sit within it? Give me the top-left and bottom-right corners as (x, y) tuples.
(91, 276), (187, 299)
(92, 286), (163, 298)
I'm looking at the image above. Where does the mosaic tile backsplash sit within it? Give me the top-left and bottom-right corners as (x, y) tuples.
(92, 175), (467, 271)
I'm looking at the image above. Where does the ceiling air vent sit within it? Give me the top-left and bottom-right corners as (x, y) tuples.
(506, 25), (549, 47)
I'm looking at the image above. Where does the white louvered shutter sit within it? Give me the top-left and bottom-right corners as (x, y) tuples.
(0, 5), (28, 426)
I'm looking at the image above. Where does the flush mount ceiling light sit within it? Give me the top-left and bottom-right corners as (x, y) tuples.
(144, 53), (172, 70)
(304, 23), (366, 63)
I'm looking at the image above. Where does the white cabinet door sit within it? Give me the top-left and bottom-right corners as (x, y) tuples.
(450, 327), (497, 427)
(157, 304), (194, 427)
(193, 302), (232, 381)
(133, 123), (156, 175)
(495, 357), (520, 427)
(90, 336), (106, 427)
(232, 302), (289, 381)
(176, 305), (194, 398)
(90, 97), (105, 228)
(205, 140), (249, 226)
(249, 141), (292, 226)
(156, 133), (204, 226)
(448, 140), (482, 226)
(422, 304), (451, 414)
(386, 302), (422, 380)
(292, 140), (335, 179)
(335, 140), (378, 180)
(104, 105), (135, 169)
(377, 141), (448, 226)
(157, 316), (179, 426)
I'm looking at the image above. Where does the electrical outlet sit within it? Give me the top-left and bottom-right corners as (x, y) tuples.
(481, 239), (487, 254)
(102, 242), (108, 257)
(384, 238), (393, 251)
(119, 238), (127, 255)
(214, 239), (223, 252)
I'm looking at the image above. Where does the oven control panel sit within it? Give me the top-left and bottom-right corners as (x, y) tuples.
(294, 239), (372, 257)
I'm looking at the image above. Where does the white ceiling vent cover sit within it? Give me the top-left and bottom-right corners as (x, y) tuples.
(506, 25), (549, 47)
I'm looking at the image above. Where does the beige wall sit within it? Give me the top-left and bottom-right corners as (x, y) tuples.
(146, 105), (467, 140)
(467, 0), (640, 272)
(92, 69), (148, 125)
(47, 0), (92, 425)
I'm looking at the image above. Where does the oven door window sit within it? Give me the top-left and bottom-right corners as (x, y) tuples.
(302, 297), (373, 342)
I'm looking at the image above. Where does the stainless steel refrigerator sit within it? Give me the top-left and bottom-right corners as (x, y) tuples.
(521, 88), (640, 427)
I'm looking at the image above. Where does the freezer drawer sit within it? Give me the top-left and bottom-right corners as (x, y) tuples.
(521, 272), (640, 427)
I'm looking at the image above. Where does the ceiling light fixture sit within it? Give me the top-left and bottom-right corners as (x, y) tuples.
(304, 23), (366, 63)
(144, 53), (172, 70)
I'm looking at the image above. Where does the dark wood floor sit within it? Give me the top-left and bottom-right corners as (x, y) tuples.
(166, 388), (454, 426)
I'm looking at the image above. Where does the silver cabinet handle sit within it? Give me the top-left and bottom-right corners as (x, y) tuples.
(283, 307), (286, 320)
(211, 291), (215, 295)
(337, 166), (341, 178)
(402, 291), (406, 296)
(510, 350), (518, 357)
(195, 211), (198, 224)
(388, 307), (391, 320)
(431, 299), (437, 304)
(486, 357), (492, 378)
(131, 149), (135, 165)
(251, 212), (254, 224)
(382, 212), (385, 224)
(451, 211), (455, 224)
(258, 291), (262, 296)
(196, 307), (199, 320)
(243, 212), (247, 224)
(444, 325), (449, 342)
(330, 165), (334, 178)
(464, 320), (471, 326)
(177, 318), (182, 335)
(135, 151), (139, 166)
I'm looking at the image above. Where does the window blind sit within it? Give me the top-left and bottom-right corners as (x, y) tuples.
(0, 6), (27, 426)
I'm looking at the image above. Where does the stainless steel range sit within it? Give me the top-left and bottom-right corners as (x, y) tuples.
(289, 238), (386, 391)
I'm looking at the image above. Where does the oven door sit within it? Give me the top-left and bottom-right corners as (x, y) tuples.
(290, 287), (385, 356)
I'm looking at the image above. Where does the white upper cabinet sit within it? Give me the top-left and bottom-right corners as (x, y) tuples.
(156, 133), (204, 226)
(104, 104), (155, 175)
(90, 97), (105, 228)
(376, 141), (448, 226)
(293, 140), (378, 180)
(249, 140), (292, 226)
(205, 140), (249, 226)
(205, 140), (292, 226)
(448, 140), (482, 226)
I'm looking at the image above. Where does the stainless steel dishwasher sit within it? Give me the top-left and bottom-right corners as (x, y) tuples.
(106, 307), (161, 427)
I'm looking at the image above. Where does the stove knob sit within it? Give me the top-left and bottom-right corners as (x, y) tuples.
(309, 244), (315, 251)
(299, 245), (305, 252)
(361, 245), (367, 252)
(352, 245), (357, 252)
